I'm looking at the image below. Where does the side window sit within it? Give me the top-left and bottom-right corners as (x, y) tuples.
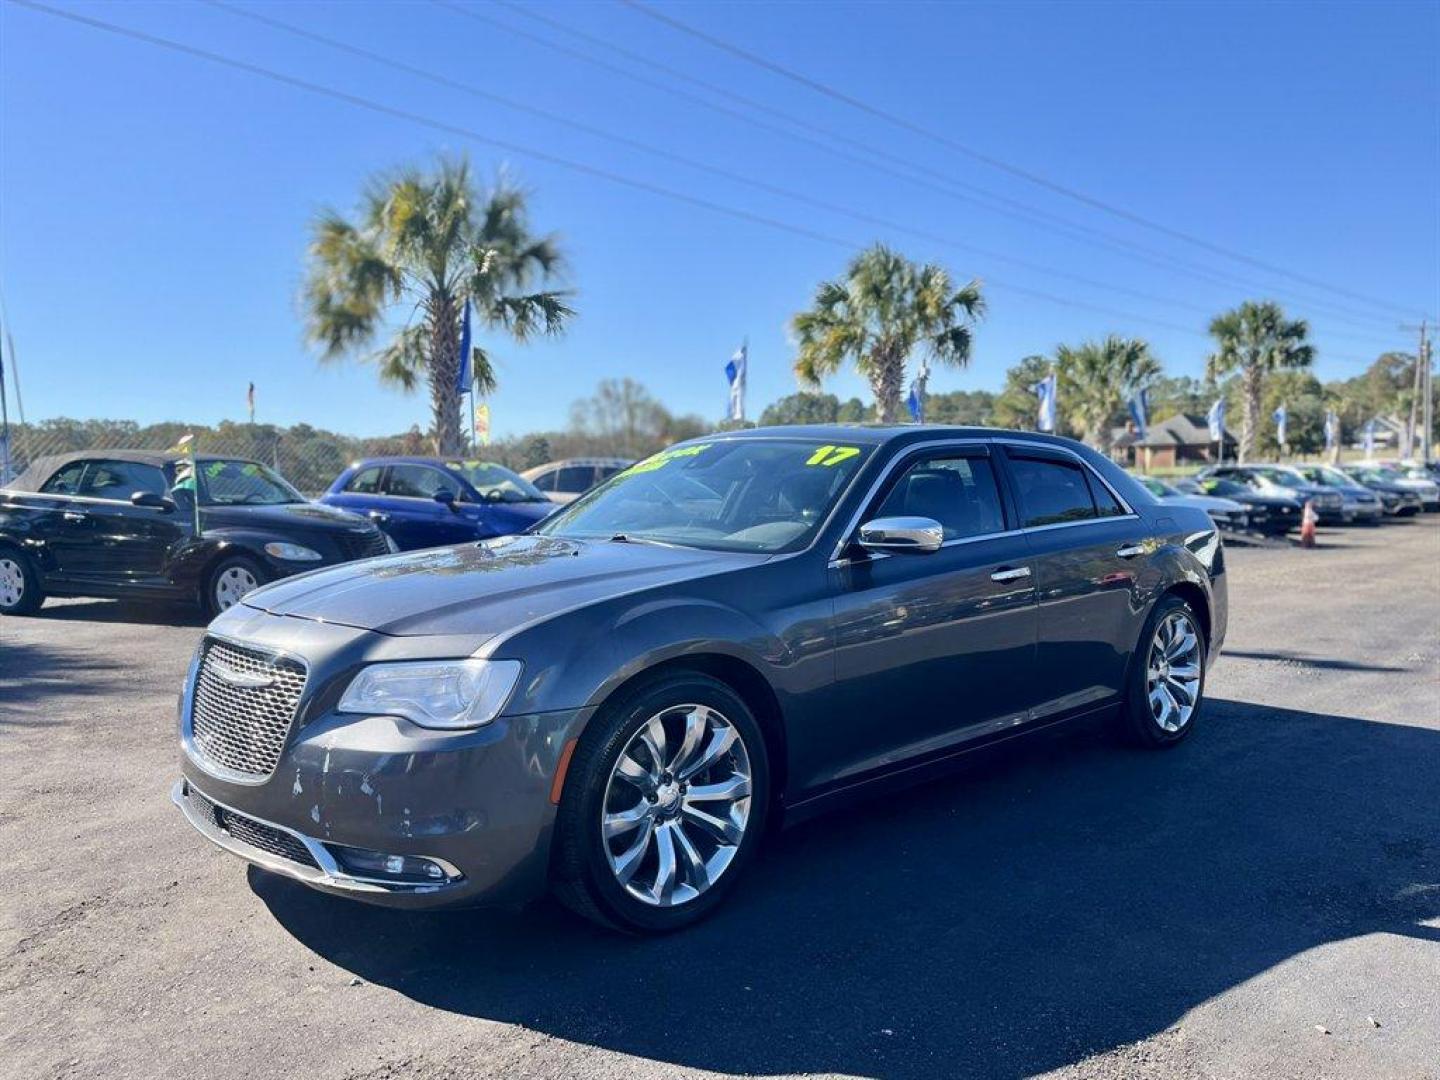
(1086, 472), (1126, 518)
(595, 465), (625, 482)
(1008, 455), (1097, 528)
(531, 470), (556, 492)
(384, 464), (459, 499)
(876, 453), (1006, 540)
(555, 466), (596, 494)
(79, 460), (168, 500)
(40, 461), (88, 495)
(346, 467), (384, 494)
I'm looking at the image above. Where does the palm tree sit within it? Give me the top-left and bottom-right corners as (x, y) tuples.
(791, 244), (984, 423)
(304, 157), (573, 454)
(1055, 335), (1161, 454)
(1206, 301), (1314, 463)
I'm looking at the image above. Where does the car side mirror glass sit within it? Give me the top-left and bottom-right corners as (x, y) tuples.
(432, 490), (458, 511)
(130, 490), (175, 512)
(858, 516), (944, 554)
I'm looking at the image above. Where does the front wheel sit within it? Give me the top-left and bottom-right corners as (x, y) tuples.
(551, 673), (770, 933)
(1119, 595), (1206, 748)
(203, 554), (266, 619)
(0, 549), (45, 616)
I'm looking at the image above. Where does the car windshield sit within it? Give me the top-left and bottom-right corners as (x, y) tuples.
(535, 438), (872, 553)
(1251, 467), (1304, 487)
(1351, 466), (1402, 483)
(184, 459), (305, 506)
(1299, 468), (1350, 488)
(444, 461), (547, 503)
(1196, 477), (1247, 498)
(1135, 476), (1178, 497)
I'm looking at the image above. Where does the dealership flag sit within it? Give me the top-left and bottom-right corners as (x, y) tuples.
(1363, 418), (1376, 456)
(1323, 410), (1338, 450)
(474, 401), (490, 446)
(906, 380), (923, 423)
(457, 298), (474, 394)
(166, 433), (203, 536)
(724, 342), (747, 422)
(1273, 403), (1288, 447)
(247, 382), (256, 423)
(1207, 397), (1227, 442)
(1031, 372), (1057, 433)
(1128, 388), (1150, 440)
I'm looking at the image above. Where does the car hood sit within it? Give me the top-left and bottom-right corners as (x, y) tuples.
(202, 500), (369, 532)
(241, 534), (756, 638)
(1160, 493), (1245, 513)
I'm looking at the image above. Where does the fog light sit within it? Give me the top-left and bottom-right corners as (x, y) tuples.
(328, 844), (458, 884)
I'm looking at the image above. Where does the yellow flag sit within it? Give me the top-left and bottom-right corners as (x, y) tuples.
(474, 403), (491, 446)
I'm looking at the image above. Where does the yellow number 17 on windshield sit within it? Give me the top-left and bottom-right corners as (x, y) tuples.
(805, 445), (861, 467)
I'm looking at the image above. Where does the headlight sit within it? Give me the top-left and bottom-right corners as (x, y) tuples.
(337, 659), (522, 730)
(264, 542), (323, 561)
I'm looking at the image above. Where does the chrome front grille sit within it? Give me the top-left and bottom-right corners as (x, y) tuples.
(337, 528), (390, 561)
(189, 638), (307, 779)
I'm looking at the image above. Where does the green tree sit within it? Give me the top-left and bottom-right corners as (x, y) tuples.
(1146, 375), (1208, 422)
(1206, 301), (1314, 463)
(924, 389), (995, 426)
(759, 391), (841, 426)
(836, 397), (869, 423)
(791, 244), (984, 422)
(520, 434), (553, 470)
(303, 156), (573, 455)
(1055, 335), (1161, 453)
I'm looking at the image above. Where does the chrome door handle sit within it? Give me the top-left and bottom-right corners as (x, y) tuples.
(62, 511), (86, 523)
(990, 566), (1032, 582)
(1116, 544), (1147, 559)
(368, 511), (390, 524)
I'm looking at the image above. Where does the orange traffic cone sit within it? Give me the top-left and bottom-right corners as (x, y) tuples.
(1300, 500), (1318, 548)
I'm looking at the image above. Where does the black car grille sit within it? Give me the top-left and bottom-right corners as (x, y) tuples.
(189, 638), (307, 779)
(336, 528), (390, 561)
(186, 786), (318, 868)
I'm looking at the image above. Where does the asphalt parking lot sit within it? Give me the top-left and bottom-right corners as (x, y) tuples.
(2, 519), (1438, 1080)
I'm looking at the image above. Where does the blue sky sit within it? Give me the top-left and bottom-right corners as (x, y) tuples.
(2, 0), (1436, 438)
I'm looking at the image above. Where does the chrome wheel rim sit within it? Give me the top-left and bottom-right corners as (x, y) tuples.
(1147, 610), (1202, 733)
(601, 703), (753, 907)
(0, 557), (24, 607)
(214, 566), (258, 611)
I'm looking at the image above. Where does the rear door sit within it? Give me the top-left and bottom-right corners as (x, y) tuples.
(997, 444), (1150, 721)
(822, 442), (1039, 786)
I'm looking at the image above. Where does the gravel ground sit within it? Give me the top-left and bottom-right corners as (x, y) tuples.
(2, 518), (1438, 1080)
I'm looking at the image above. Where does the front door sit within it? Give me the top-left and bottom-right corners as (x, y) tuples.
(50, 458), (186, 586)
(821, 444), (1039, 789)
(379, 464), (475, 549)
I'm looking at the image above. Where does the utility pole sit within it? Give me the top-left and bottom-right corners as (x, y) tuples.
(1401, 321), (1433, 462)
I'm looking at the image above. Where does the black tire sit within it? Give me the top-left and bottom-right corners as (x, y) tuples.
(0, 547), (45, 616)
(1117, 593), (1206, 749)
(202, 554), (267, 619)
(551, 672), (771, 933)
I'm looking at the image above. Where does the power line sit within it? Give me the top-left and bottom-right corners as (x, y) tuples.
(7, 0), (1383, 368)
(461, 0), (1401, 335)
(205, 0), (1236, 323)
(620, 0), (1424, 322)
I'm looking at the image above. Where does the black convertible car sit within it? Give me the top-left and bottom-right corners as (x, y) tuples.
(172, 426), (1227, 932)
(0, 451), (392, 617)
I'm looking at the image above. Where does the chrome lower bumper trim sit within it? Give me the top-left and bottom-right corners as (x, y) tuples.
(171, 779), (462, 896)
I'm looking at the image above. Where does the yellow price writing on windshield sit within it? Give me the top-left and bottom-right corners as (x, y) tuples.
(805, 445), (861, 467)
(620, 443), (712, 477)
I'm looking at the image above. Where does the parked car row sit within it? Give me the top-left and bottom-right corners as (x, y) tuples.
(0, 449), (625, 618)
(1130, 460), (1436, 538)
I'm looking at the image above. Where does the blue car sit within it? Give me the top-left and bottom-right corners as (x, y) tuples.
(320, 457), (555, 550)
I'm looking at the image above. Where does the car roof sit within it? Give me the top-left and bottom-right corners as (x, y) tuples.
(5, 449), (263, 491)
(347, 456), (512, 470)
(702, 423), (1090, 451)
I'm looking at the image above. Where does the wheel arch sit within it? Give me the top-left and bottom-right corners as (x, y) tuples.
(1162, 580), (1211, 647)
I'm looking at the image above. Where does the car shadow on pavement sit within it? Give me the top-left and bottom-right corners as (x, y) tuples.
(252, 698), (1440, 1078)
(1224, 649), (1409, 673)
(27, 598), (207, 627)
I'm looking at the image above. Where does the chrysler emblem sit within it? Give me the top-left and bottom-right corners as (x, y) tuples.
(209, 658), (276, 690)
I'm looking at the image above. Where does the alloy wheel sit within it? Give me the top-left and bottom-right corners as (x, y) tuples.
(0, 557), (24, 607)
(601, 703), (753, 907)
(214, 566), (259, 612)
(1147, 610), (1202, 733)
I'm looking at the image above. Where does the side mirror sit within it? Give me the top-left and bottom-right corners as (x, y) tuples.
(130, 491), (175, 512)
(432, 490), (458, 512)
(857, 516), (944, 554)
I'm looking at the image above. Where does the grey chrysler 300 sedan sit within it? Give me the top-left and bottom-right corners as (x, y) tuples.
(174, 426), (1227, 932)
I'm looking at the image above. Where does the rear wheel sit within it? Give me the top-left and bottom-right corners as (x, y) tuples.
(552, 673), (770, 933)
(1119, 595), (1205, 748)
(0, 549), (44, 615)
(203, 555), (265, 619)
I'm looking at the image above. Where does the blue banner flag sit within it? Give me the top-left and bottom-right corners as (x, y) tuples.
(456, 298), (474, 394)
(1031, 373), (1057, 433)
(1363, 418), (1377, 457)
(1128, 388), (1150, 441)
(1273, 403), (1288, 448)
(1323, 410), (1338, 451)
(1207, 397), (1227, 442)
(725, 343), (747, 422)
(906, 380), (923, 422)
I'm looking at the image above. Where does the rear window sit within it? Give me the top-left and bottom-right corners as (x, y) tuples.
(1008, 455), (1101, 528)
(79, 460), (168, 500)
